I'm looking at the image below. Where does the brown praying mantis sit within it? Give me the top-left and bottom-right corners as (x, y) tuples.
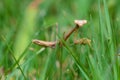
(32, 20), (91, 48)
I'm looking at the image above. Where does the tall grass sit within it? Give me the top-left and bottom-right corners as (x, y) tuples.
(0, 0), (120, 80)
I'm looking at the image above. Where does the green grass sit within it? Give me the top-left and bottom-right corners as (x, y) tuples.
(0, 0), (120, 80)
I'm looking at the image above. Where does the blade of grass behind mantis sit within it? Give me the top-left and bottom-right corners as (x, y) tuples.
(103, 0), (117, 80)
(98, 0), (105, 57)
(88, 15), (102, 80)
(97, 0), (109, 77)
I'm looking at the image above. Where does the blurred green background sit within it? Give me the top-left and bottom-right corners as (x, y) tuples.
(0, 0), (120, 80)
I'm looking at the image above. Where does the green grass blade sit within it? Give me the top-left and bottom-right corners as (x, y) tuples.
(57, 34), (90, 80)
(1, 36), (27, 80)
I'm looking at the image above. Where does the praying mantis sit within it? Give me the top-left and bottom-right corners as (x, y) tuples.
(32, 20), (91, 48)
